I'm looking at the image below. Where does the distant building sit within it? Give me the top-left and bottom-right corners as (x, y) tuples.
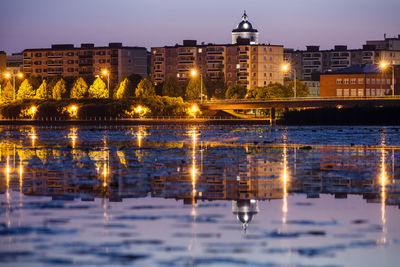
(232, 11), (259, 45)
(151, 40), (284, 90)
(320, 64), (399, 97)
(6, 53), (23, 75)
(0, 51), (6, 75)
(304, 81), (320, 97)
(22, 43), (147, 83)
(285, 45), (400, 81)
(366, 34), (400, 51)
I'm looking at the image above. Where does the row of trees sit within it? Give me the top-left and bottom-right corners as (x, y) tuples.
(0, 72), (308, 103)
(225, 80), (309, 99)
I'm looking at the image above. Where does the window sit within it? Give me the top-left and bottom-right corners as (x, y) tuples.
(336, 89), (343, 96)
(264, 56), (267, 60)
(269, 48), (272, 52)
(376, 79), (380, 85)
(198, 48), (202, 53)
(358, 78), (364, 84)
(264, 81), (267, 85)
(264, 64), (267, 69)
(350, 89), (357, 96)
(343, 78), (349, 84)
(387, 79), (391, 85)
(252, 56), (256, 60)
(336, 79), (342, 85)
(351, 78), (356, 84)
(270, 73), (272, 77)
(269, 56), (272, 61)
(264, 73), (267, 77)
(366, 78), (370, 84)
(371, 79), (375, 84)
(253, 73), (256, 77)
(366, 89), (370, 96)
(343, 89), (349, 96)
(253, 47), (256, 52)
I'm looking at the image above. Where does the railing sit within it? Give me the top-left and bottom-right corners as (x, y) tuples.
(0, 116), (273, 123)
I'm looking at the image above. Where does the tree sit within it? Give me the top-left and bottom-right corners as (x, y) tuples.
(70, 77), (88, 99)
(246, 86), (269, 99)
(17, 79), (35, 100)
(1, 81), (14, 102)
(127, 73), (142, 90)
(267, 82), (291, 98)
(114, 78), (132, 99)
(287, 80), (309, 97)
(35, 80), (51, 99)
(225, 84), (246, 99)
(205, 72), (225, 99)
(162, 76), (184, 97)
(88, 77), (108, 98)
(185, 77), (203, 100)
(135, 77), (156, 97)
(52, 78), (66, 100)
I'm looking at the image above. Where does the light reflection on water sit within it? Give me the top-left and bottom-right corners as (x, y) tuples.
(0, 125), (400, 266)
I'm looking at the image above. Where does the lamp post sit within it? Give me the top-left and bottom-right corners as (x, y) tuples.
(102, 69), (110, 98)
(380, 62), (395, 97)
(282, 64), (296, 98)
(191, 69), (204, 102)
(4, 72), (24, 101)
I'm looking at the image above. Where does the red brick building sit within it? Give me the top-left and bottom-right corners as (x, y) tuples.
(320, 64), (399, 97)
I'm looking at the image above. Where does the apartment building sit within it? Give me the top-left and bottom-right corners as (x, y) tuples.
(285, 45), (400, 81)
(320, 64), (400, 97)
(366, 34), (400, 50)
(23, 43), (147, 83)
(151, 40), (284, 90)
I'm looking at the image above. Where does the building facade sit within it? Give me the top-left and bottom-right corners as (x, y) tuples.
(151, 40), (284, 90)
(320, 64), (399, 97)
(285, 45), (400, 81)
(366, 34), (400, 51)
(23, 43), (147, 83)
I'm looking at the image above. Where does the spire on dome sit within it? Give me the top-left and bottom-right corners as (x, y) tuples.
(241, 10), (248, 21)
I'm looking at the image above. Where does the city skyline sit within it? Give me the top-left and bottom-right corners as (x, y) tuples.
(1, 0), (399, 54)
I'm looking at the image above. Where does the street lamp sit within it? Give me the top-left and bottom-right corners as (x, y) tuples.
(190, 69), (204, 102)
(102, 69), (110, 98)
(3, 71), (24, 101)
(380, 61), (395, 97)
(282, 64), (297, 98)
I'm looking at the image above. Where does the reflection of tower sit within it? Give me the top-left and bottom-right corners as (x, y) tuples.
(232, 199), (259, 231)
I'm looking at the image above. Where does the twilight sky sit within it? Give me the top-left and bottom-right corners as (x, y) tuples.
(0, 0), (399, 54)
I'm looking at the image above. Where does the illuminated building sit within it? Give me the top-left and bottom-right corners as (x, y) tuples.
(151, 12), (284, 90)
(320, 64), (399, 97)
(22, 43), (147, 83)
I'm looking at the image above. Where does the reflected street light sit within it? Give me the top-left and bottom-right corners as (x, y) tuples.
(282, 64), (297, 98)
(3, 71), (24, 101)
(102, 69), (110, 98)
(190, 69), (204, 102)
(380, 61), (395, 97)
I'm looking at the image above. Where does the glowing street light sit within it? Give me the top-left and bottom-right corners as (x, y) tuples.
(101, 69), (110, 98)
(68, 105), (78, 118)
(282, 64), (297, 98)
(379, 61), (395, 97)
(190, 69), (204, 102)
(3, 71), (24, 101)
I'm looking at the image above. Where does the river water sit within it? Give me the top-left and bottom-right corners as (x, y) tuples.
(0, 125), (399, 266)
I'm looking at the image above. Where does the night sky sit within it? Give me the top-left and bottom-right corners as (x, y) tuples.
(1, 0), (399, 54)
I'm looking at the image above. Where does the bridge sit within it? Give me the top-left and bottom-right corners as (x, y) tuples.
(199, 96), (400, 110)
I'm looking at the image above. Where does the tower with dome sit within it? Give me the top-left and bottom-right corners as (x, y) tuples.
(232, 11), (259, 44)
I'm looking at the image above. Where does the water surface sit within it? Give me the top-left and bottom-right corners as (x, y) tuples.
(0, 125), (400, 266)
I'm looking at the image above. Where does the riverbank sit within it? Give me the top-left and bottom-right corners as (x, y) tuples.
(0, 117), (272, 126)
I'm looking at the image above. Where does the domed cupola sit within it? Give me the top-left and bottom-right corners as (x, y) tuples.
(232, 11), (259, 45)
